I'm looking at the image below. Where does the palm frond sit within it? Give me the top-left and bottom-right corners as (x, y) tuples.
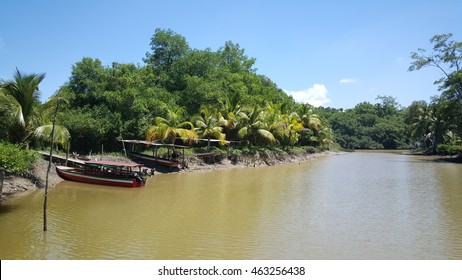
(33, 124), (70, 148)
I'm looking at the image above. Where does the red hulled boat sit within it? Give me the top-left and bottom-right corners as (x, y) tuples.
(56, 160), (150, 188)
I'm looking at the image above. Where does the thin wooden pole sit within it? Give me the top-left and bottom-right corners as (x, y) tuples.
(44, 99), (60, 231)
(0, 167), (5, 203)
(65, 143), (69, 167)
(182, 147), (185, 169)
(122, 139), (127, 158)
(169, 146), (172, 172)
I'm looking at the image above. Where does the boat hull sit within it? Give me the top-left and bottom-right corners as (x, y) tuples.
(131, 152), (180, 167)
(56, 166), (145, 188)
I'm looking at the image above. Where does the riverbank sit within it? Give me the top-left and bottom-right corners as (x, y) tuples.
(1, 149), (336, 202)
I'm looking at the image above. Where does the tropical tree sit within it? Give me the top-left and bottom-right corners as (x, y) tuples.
(1, 70), (71, 151)
(217, 41), (256, 73)
(405, 99), (453, 152)
(33, 97), (71, 151)
(297, 104), (325, 146)
(237, 106), (277, 145)
(192, 106), (227, 151)
(0, 69), (45, 144)
(409, 33), (462, 139)
(146, 108), (197, 147)
(317, 126), (334, 149)
(218, 91), (246, 141)
(278, 112), (304, 147)
(409, 33), (462, 102)
(144, 28), (190, 75)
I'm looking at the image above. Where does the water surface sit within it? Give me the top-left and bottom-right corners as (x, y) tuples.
(1, 152), (461, 259)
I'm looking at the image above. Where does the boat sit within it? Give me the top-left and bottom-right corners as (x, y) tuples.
(56, 160), (150, 188)
(130, 151), (180, 167)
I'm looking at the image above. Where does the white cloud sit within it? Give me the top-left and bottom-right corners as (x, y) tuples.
(285, 83), (330, 107)
(339, 78), (358, 84)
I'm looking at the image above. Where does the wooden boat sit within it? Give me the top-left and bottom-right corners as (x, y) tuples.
(130, 152), (180, 167)
(118, 140), (188, 169)
(56, 160), (150, 188)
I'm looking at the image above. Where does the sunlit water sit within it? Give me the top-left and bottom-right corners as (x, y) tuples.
(1, 152), (462, 259)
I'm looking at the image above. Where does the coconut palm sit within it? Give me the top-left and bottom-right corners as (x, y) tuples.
(297, 105), (324, 146)
(282, 112), (304, 147)
(410, 101), (450, 152)
(317, 126), (334, 149)
(237, 106), (277, 145)
(146, 108), (197, 146)
(262, 103), (303, 147)
(1, 70), (71, 150)
(192, 106), (227, 151)
(220, 92), (245, 141)
(31, 96), (71, 150)
(0, 69), (45, 144)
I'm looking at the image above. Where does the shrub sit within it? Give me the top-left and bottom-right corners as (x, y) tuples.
(0, 142), (39, 173)
(437, 144), (462, 156)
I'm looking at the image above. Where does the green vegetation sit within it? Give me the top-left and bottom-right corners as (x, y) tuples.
(318, 96), (408, 150)
(436, 144), (462, 156)
(0, 69), (70, 150)
(0, 142), (39, 173)
(406, 33), (462, 153)
(46, 28), (333, 153)
(1, 30), (461, 159)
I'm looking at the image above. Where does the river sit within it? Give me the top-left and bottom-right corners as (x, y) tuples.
(1, 151), (461, 259)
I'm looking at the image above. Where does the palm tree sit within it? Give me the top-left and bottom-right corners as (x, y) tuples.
(192, 106), (227, 151)
(237, 106), (277, 145)
(0, 69), (45, 144)
(410, 101), (451, 153)
(262, 103), (303, 147)
(146, 108), (197, 147)
(317, 126), (334, 149)
(298, 105), (324, 146)
(32, 96), (71, 150)
(220, 92), (245, 141)
(282, 112), (304, 147)
(1, 70), (71, 151)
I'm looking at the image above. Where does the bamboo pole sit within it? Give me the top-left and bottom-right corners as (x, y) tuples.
(43, 99), (60, 231)
(65, 143), (69, 167)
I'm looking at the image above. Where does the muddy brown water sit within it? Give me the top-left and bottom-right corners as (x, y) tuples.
(1, 152), (461, 259)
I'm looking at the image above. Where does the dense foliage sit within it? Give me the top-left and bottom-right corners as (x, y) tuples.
(317, 96), (409, 149)
(406, 33), (462, 153)
(0, 69), (70, 149)
(0, 142), (39, 173)
(0, 30), (460, 156)
(52, 28), (331, 153)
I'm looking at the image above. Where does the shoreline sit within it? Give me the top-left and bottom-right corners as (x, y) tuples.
(1, 150), (337, 202)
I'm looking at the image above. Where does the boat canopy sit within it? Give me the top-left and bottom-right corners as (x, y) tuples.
(118, 139), (190, 149)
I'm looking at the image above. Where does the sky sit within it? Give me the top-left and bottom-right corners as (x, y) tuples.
(0, 0), (460, 109)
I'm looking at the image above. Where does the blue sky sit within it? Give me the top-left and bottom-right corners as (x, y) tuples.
(0, 0), (460, 109)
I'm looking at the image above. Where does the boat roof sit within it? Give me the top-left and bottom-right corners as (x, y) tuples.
(119, 139), (238, 146)
(119, 139), (190, 148)
(85, 160), (143, 168)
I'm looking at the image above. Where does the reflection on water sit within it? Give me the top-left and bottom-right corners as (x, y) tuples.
(1, 152), (462, 259)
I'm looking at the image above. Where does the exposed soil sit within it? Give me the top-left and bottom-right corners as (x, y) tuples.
(1, 158), (61, 201)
